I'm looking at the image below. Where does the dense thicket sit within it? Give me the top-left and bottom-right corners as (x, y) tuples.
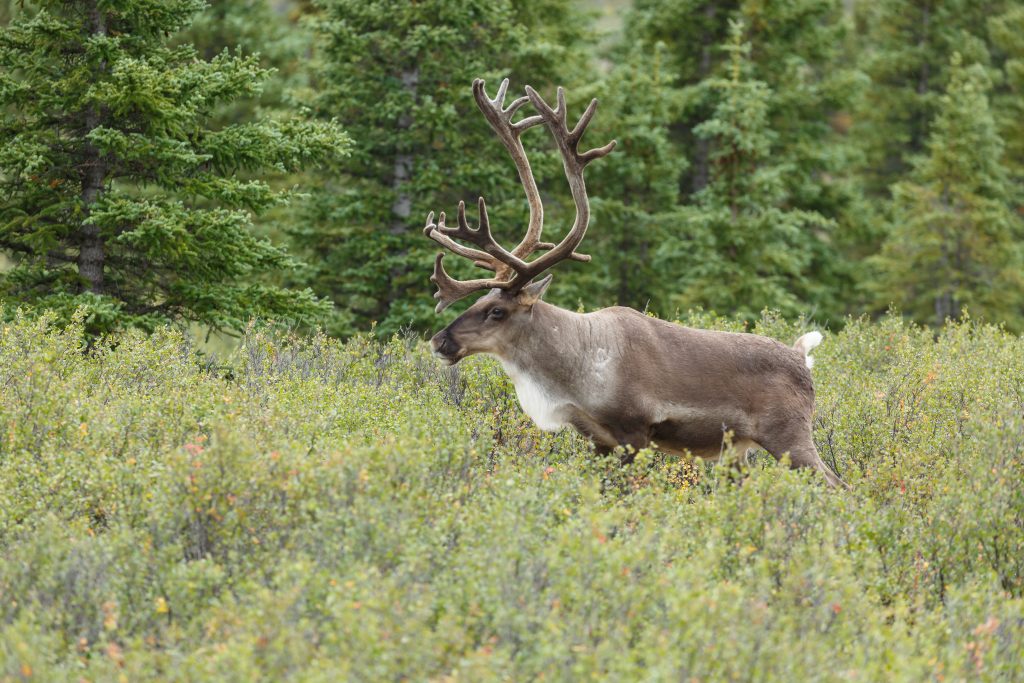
(872, 55), (1024, 330)
(2, 0), (1023, 334)
(657, 21), (832, 320)
(2, 311), (1022, 679)
(624, 0), (865, 322)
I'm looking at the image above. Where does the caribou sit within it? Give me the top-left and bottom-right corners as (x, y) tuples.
(424, 78), (845, 488)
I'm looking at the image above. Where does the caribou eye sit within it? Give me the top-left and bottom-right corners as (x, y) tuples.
(487, 307), (506, 320)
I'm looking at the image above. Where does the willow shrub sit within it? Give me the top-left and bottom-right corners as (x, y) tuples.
(0, 309), (1022, 681)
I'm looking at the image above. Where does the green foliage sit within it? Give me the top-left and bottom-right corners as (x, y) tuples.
(853, 0), (1008, 196)
(557, 44), (687, 311)
(657, 23), (831, 321)
(988, 4), (1024, 193)
(2, 310), (1024, 679)
(293, 0), (594, 336)
(630, 0), (855, 177)
(625, 0), (864, 322)
(177, 0), (314, 122)
(0, 0), (350, 338)
(872, 55), (1024, 330)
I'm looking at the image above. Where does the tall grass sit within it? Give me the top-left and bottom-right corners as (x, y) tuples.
(1, 309), (1022, 681)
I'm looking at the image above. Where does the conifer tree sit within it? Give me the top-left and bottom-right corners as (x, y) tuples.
(626, 0), (861, 320)
(557, 46), (687, 313)
(180, 0), (312, 118)
(627, 0), (855, 194)
(872, 55), (1024, 331)
(854, 0), (1006, 196)
(0, 0), (349, 337)
(659, 21), (831, 321)
(988, 5), (1024, 196)
(296, 0), (591, 336)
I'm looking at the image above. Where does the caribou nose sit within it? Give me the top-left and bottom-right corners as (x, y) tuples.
(430, 331), (458, 362)
(430, 331), (445, 353)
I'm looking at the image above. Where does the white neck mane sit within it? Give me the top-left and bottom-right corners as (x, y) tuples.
(498, 358), (568, 432)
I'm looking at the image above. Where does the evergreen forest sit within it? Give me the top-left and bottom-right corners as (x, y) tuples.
(3, 0), (1023, 337)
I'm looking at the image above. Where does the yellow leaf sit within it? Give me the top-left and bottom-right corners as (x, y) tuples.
(155, 596), (169, 614)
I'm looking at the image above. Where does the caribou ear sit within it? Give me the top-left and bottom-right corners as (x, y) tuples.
(517, 274), (553, 306)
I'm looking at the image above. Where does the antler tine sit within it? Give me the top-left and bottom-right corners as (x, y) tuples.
(424, 210), (498, 272)
(424, 79), (613, 310)
(524, 85), (617, 170)
(430, 253), (508, 313)
(571, 98), (598, 140)
(425, 196), (532, 275)
(489, 84), (615, 290)
(524, 85), (565, 126)
(471, 78), (546, 260)
(440, 198), (528, 272)
(480, 78), (545, 130)
(534, 241), (592, 262)
(494, 77), (509, 104)
(457, 199), (486, 240)
(556, 86), (567, 122)
(579, 140), (617, 165)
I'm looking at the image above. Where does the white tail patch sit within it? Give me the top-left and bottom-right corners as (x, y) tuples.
(793, 331), (823, 369)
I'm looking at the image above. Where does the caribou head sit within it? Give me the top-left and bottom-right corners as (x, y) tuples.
(424, 78), (614, 364)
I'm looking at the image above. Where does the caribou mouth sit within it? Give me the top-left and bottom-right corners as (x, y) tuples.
(430, 333), (462, 366)
(433, 350), (455, 366)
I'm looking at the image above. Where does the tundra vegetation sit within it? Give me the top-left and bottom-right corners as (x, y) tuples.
(1, 310), (1022, 680)
(2, 0), (1024, 680)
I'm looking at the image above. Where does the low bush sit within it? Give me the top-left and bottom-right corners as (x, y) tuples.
(1, 310), (1022, 681)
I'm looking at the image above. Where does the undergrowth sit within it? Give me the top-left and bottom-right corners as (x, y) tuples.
(0, 310), (1022, 681)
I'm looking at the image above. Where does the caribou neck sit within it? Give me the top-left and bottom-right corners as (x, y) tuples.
(499, 301), (599, 385)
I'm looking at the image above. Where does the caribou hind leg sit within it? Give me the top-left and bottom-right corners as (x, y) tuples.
(760, 427), (846, 488)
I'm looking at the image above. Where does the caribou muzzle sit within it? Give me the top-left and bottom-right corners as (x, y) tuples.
(430, 330), (462, 365)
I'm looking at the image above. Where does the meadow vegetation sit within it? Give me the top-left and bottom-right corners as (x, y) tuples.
(1, 310), (1022, 681)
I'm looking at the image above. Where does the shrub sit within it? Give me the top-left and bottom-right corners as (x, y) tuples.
(1, 309), (1022, 680)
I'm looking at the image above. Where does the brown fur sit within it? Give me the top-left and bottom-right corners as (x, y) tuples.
(432, 284), (845, 488)
(424, 79), (843, 488)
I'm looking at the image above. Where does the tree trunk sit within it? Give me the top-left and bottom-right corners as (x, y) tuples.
(375, 65), (420, 323)
(934, 291), (952, 328)
(911, 3), (931, 155)
(79, 0), (107, 294)
(389, 66), (419, 236)
(690, 2), (718, 194)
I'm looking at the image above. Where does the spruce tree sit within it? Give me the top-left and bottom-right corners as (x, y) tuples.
(659, 21), (831, 321)
(557, 45), (687, 313)
(627, 0), (854, 194)
(180, 0), (312, 119)
(988, 5), (1024, 197)
(854, 0), (1005, 196)
(296, 0), (591, 336)
(626, 0), (862, 321)
(0, 0), (349, 337)
(872, 55), (1024, 331)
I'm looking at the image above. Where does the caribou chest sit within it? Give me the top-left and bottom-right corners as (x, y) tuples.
(499, 359), (570, 432)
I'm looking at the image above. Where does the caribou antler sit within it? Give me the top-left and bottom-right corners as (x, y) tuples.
(424, 78), (616, 312)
